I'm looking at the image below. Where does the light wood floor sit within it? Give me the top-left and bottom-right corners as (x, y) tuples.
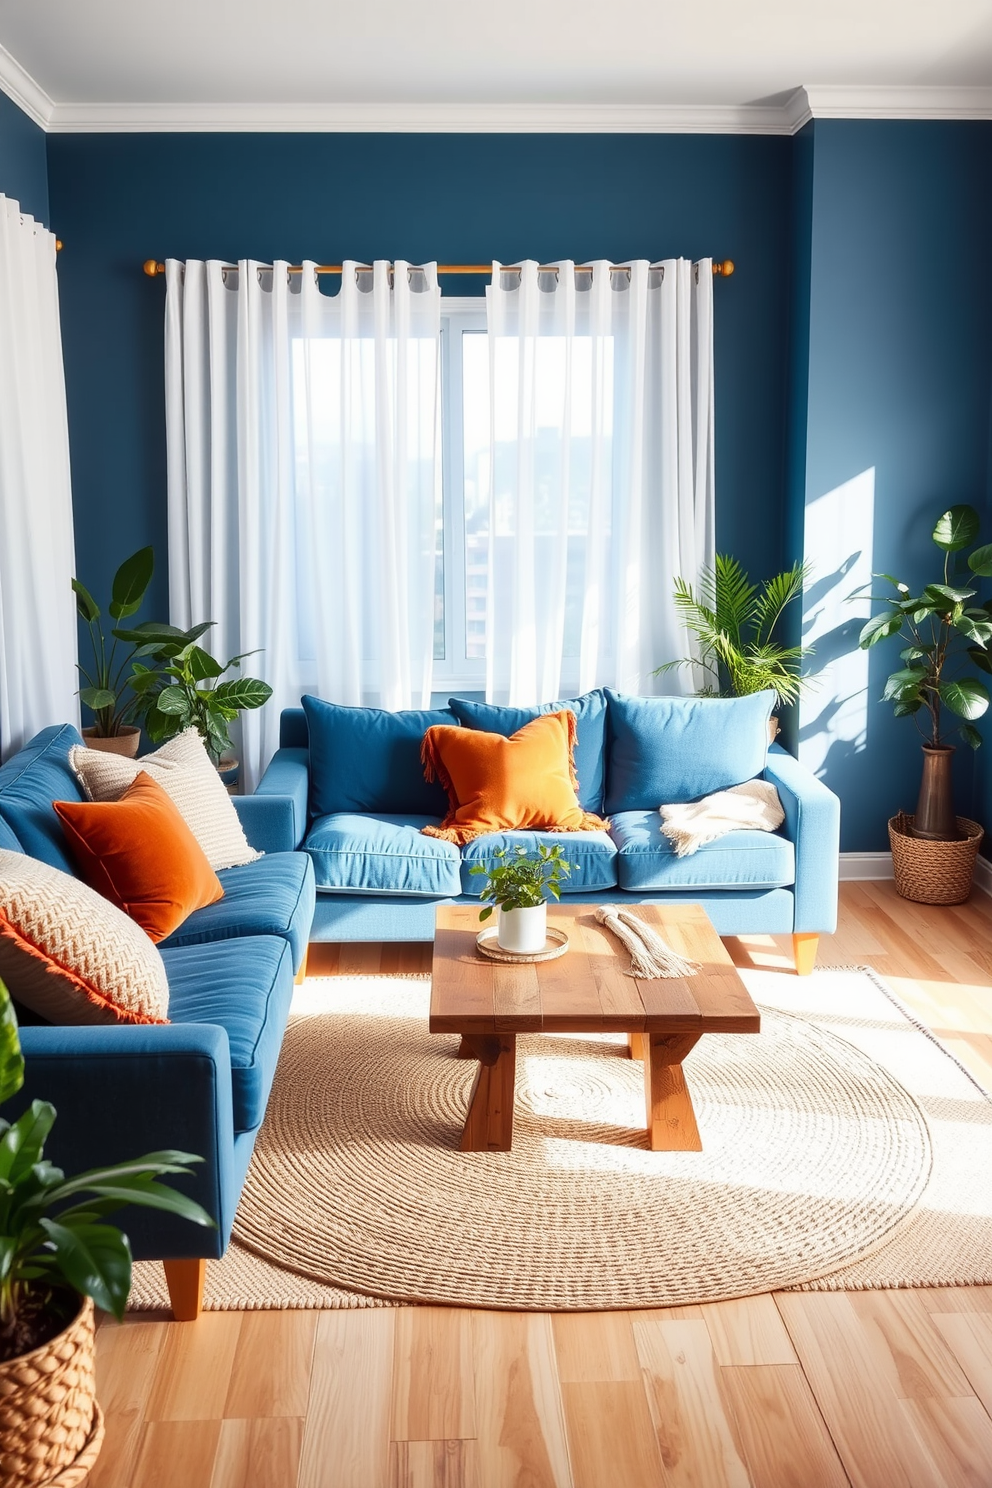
(92, 882), (992, 1488)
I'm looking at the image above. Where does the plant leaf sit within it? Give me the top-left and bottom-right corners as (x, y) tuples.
(938, 678), (991, 720)
(0, 981), (24, 1107)
(933, 505), (980, 552)
(78, 687), (117, 711)
(953, 613), (992, 645)
(154, 685), (191, 716)
(968, 646), (992, 675)
(108, 547), (154, 620)
(967, 543), (992, 577)
(71, 578), (100, 623)
(893, 698), (923, 717)
(38, 1219), (133, 1320)
(212, 678), (273, 710)
(859, 612), (903, 647)
(923, 583), (976, 608)
(959, 723), (984, 750)
(0, 1099), (56, 1184)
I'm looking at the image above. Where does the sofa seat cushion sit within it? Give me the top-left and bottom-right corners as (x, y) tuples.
(160, 852), (315, 973)
(610, 810), (795, 892)
(460, 830), (618, 895)
(0, 723), (84, 875)
(160, 935), (293, 1134)
(305, 814), (462, 898)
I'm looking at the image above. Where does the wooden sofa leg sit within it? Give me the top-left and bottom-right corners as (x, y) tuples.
(164, 1257), (206, 1321)
(792, 933), (819, 977)
(294, 947), (309, 986)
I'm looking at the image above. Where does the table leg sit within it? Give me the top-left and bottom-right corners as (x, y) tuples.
(644, 1033), (703, 1151)
(627, 1031), (646, 1060)
(460, 1034), (516, 1152)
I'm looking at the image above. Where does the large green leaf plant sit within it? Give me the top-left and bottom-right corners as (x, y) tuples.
(72, 547), (155, 737)
(858, 504), (992, 749)
(0, 980), (213, 1360)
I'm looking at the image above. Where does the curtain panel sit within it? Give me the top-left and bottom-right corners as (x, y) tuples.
(484, 259), (715, 705)
(165, 260), (442, 789)
(0, 196), (78, 758)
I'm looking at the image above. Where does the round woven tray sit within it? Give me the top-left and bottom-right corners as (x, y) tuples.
(0, 1296), (103, 1488)
(889, 813), (984, 905)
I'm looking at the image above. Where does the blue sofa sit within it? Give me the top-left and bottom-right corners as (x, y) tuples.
(254, 688), (840, 973)
(0, 723), (316, 1320)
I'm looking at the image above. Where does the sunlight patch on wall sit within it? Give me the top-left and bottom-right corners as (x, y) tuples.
(799, 469), (875, 778)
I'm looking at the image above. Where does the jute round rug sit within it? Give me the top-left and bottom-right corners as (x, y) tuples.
(229, 974), (934, 1310)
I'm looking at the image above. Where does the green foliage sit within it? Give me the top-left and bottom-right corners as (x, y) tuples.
(470, 845), (575, 918)
(858, 503), (992, 749)
(0, 982), (213, 1342)
(113, 623), (273, 764)
(654, 555), (812, 707)
(72, 548), (155, 737)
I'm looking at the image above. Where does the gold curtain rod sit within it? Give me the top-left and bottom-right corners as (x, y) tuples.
(143, 258), (735, 279)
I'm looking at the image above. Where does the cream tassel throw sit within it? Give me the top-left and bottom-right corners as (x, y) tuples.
(660, 779), (785, 858)
(594, 906), (701, 979)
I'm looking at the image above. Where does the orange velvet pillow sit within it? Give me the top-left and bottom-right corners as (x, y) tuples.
(54, 771), (224, 943)
(420, 710), (609, 845)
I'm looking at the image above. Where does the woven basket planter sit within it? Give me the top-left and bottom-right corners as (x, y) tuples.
(0, 1295), (105, 1488)
(889, 813), (984, 905)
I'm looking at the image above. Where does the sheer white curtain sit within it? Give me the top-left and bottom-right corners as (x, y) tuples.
(484, 258), (714, 704)
(165, 260), (441, 788)
(0, 197), (78, 758)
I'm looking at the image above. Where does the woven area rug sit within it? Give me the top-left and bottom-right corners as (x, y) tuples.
(129, 965), (992, 1311)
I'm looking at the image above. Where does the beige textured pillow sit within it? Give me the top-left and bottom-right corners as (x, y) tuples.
(69, 729), (260, 872)
(0, 850), (170, 1026)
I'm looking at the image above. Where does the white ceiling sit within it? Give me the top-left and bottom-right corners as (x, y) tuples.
(1, 0), (992, 131)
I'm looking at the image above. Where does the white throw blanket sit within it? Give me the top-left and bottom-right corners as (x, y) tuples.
(660, 779), (785, 858)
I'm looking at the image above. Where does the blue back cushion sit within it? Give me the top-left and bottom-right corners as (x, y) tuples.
(301, 696), (457, 818)
(603, 690), (774, 813)
(447, 690), (608, 813)
(0, 724), (85, 874)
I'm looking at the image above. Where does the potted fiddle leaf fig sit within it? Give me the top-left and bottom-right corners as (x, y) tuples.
(72, 547), (155, 757)
(858, 503), (991, 903)
(471, 844), (574, 954)
(0, 977), (214, 1486)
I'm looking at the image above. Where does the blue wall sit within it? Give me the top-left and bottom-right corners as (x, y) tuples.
(795, 121), (992, 851)
(0, 89), (48, 224)
(46, 132), (794, 626)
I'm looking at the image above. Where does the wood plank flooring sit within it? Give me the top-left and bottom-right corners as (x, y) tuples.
(93, 881), (992, 1487)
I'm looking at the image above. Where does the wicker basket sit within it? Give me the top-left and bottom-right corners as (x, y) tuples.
(889, 813), (984, 905)
(0, 1296), (105, 1488)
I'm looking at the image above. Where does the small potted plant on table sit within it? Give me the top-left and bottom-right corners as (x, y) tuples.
(0, 980), (213, 1486)
(858, 503), (991, 904)
(471, 844), (574, 954)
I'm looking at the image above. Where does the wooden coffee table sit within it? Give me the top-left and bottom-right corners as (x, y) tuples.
(430, 902), (760, 1153)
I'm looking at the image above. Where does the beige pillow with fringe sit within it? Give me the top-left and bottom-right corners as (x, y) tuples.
(69, 728), (260, 872)
(0, 850), (170, 1025)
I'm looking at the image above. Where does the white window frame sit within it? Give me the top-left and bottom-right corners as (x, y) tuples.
(434, 298), (489, 691)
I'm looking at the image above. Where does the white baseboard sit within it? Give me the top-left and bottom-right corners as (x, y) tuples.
(839, 849), (992, 898)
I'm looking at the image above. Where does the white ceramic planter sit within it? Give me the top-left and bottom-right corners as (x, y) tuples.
(497, 904), (547, 954)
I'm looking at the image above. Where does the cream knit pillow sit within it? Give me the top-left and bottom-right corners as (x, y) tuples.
(0, 850), (170, 1025)
(69, 729), (260, 872)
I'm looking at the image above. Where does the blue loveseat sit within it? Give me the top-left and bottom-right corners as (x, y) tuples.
(0, 723), (315, 1320)
(254, 688), (840, 972)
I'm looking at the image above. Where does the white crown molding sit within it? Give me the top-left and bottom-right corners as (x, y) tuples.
(0, 41), (54, 129)
(802, 84), (992, 121)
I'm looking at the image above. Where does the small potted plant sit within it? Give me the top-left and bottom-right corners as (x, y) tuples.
(655, 555), (812, 737)
(0, 979), (213, 1486)
(72, 547), (156, 756)
(471, 844), (574, 954)
(858, 503), (991, 903)
(113, 623), (272, 769)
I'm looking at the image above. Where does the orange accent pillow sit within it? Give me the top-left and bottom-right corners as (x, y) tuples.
(420, 710), (609, 845)
(54, 771), (224, 943)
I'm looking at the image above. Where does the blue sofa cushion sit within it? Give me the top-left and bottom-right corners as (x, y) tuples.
(0, 724), (84, 875)
(0, 816), (21, 852)
(160, 852), (315, 972)
(460, 829), (618, 894)
(160, 935), (293, 1134)
(302, 697), (456, 819)
(610, 810), (794, 891)
(448, 691), (608, 814)
(305, 813), (462, 898)
(603, 690), (775, 813)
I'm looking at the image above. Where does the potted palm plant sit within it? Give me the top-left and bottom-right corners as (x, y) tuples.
(72, 547), (155, 756)
(471, 844), (574, 954)
(655, 556), (812, 736)
(0, 979), (213, 1486)
(858, 503), (991, 903)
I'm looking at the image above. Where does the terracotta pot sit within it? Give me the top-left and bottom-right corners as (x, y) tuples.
(0, 1294), (105, 1488)
(768, 716), (780, 744)
(914, 745), (959, 841)
(80, 726), (140, 759)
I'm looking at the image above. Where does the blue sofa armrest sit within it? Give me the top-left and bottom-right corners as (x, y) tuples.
(238, 747), (310, 852)
(12, 1023), (238, 1260)
(764, 744), (841, 934)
